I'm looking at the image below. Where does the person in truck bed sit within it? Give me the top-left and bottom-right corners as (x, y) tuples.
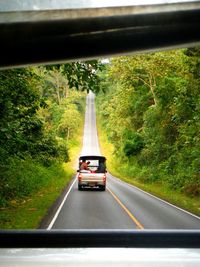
(80, 160), (90, 170)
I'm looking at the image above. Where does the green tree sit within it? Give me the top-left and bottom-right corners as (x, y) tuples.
(0, 69), (43, 157)
(0, 68), (68, 163)
(46, 60), (104, 93)
(57, 103), (82, 141)
(97, 48), (200, 196)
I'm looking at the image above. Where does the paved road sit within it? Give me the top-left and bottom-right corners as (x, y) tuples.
(50, 92), (200, 229)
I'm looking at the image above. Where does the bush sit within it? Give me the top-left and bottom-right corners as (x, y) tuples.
(0, 155), (66, 207)
(123, 132), (144, 157)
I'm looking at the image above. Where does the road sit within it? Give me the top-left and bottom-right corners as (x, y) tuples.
(49, 92), (200, 230)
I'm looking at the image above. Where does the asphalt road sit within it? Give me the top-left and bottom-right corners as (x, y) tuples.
(50, 92), (200, 230)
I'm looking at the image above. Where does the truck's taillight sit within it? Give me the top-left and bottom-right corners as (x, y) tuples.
(78, 174), (82, 182)
(103, 174), (106, 184)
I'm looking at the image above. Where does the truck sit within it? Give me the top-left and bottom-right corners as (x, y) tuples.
(77, 155), (107, 191)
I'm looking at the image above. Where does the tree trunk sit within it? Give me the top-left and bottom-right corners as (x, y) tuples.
(149, 73), (157, 106)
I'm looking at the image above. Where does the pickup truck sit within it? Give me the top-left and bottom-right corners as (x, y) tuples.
(77, 155), (107, 191)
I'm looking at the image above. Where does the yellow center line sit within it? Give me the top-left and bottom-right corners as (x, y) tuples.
(107, 187), (144, 230)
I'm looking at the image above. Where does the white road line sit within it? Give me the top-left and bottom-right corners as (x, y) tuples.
(108, 174), (200, 221)
(47, 177), (77, 230)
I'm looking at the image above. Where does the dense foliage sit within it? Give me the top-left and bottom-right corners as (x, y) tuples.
(97, 48), (200, 196)
(0, 60), (102, 207)
(45, 60), (104, 93)
(0, 69), (67, 164)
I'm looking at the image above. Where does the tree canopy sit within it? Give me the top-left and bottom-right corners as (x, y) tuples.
(0, 60), (103, 206)
(97, 48), (200, 196)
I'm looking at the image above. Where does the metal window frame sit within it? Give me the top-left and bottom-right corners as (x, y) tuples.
(0, 1), (200, 68)
(1, 230), (200, 248)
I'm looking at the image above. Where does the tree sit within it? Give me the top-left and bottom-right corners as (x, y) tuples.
(97, 48), (200, 195)
(45, 60), (104, 93)
(0, 68), (43, 157)
(57, 104), (82, 141)
(0, 68), (68, 164)
(109, 51), (185, 106)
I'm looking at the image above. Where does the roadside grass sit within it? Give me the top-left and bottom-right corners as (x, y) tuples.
(0, 118), (84, 229)
(97, 115), (200, 217)
(0, 165), (73, 229)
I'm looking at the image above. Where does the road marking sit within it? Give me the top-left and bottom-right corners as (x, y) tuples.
(107, 187), (144, 229)
(108, 174), (200, 221)
(47, 177), (77, 230)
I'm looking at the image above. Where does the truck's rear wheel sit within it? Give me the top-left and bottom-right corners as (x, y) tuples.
(100, 185), (106, 191)
(78, 184), (83, 191)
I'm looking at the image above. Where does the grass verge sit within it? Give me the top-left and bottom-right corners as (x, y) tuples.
(0, 164), (73, 229)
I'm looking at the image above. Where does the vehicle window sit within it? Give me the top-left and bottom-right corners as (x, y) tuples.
(0, 2), (200, 265)
(86, 160), (98, 167)
(0, 0), (200, 228)
(1, 0), (198, 11)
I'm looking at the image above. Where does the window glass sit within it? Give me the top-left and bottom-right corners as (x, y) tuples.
(0, 0), (198, 11)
